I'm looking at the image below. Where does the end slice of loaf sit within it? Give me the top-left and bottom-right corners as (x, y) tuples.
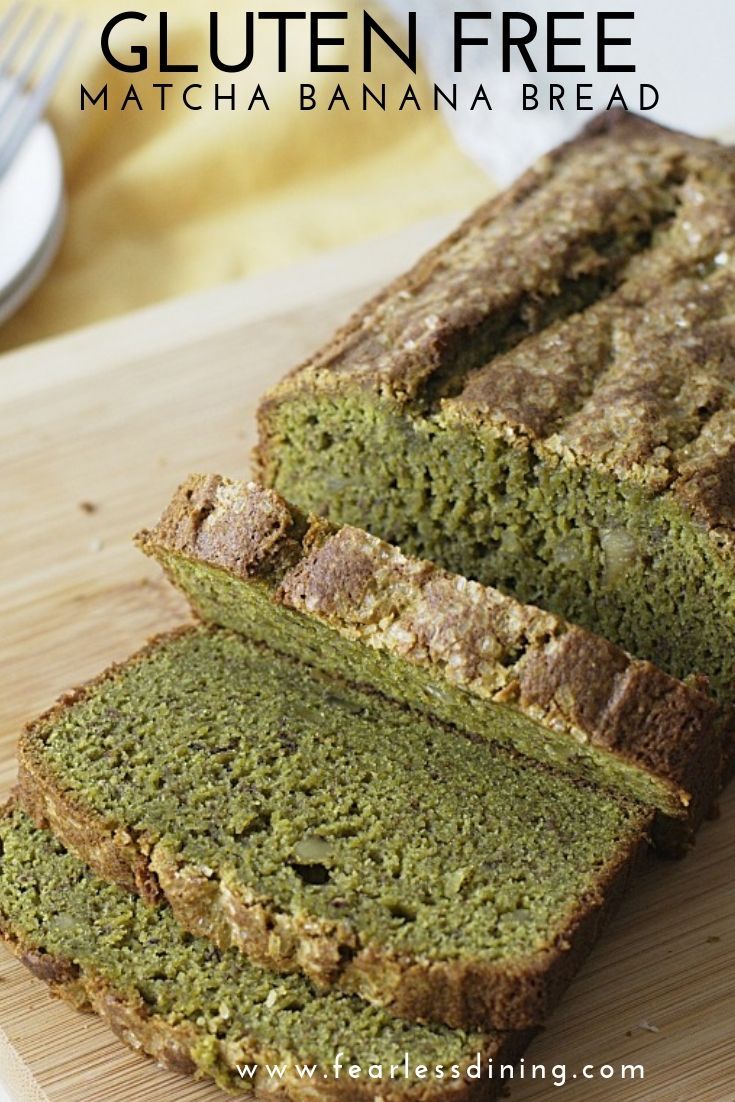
(136, 473), (722, 850)
(0, 805), (532, 1101)
(17, 625), (651, 1031)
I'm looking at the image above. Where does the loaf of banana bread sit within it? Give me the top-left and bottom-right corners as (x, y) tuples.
(255, 112), (735, 716)
(136, 474), (721, 850)
(17, 625), (651, 1031)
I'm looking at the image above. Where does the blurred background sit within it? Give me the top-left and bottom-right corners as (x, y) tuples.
(1, 0), (733, 355)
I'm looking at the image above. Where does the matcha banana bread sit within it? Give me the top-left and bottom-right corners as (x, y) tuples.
(17, 625), (651, 1031)
(0, 806), (533, 1100)
(255, 111), (735, 714)
(136, 474), (721, 850)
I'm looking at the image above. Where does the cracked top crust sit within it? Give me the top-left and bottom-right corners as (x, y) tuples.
(262, 112), (735, 537)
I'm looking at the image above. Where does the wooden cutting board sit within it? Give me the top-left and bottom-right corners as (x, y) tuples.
(0, 216), (733, 1102)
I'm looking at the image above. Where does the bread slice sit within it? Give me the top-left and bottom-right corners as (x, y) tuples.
(135, 473), (721, 851)
(0, 805), (533, 1101)
(17, 625), (651, 1031)
(254, 112), (735, 721)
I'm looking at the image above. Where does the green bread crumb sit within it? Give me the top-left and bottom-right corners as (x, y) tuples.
(33, 627), (645, 963)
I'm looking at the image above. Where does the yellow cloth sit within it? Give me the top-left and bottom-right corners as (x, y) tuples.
(0, 1), (492, 353)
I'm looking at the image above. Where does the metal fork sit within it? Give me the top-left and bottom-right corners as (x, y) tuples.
(0, 2), (82, 181)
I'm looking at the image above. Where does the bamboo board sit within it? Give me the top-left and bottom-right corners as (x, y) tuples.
(0, 216), (733, 1102)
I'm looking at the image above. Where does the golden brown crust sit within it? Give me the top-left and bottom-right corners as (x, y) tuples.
(17, 625), (651, 1032)
(254, 112), (735, 556)
(138, 475), (723, 841)
(137, 474), (309, 582)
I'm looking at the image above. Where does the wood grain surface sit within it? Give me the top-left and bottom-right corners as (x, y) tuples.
(0, 215), (733, 1102)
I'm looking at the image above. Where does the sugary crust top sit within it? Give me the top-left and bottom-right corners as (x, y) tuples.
(139, 475), (723, 832)
(263, 113), (735, 542)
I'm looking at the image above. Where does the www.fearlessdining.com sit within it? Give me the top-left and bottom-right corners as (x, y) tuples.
(233, 1054), (645, 1088)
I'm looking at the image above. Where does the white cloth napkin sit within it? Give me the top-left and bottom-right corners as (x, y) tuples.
(383, 0), (735, 182)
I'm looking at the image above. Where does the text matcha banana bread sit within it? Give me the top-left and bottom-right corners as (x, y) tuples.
(255, 112), (735, 713)
(136, 474), (721, 850)
(0, 806), (532, 1101)
(17, 626), (651, 1031)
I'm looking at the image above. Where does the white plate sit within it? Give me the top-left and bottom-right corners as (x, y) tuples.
(0, 92), (65, 326)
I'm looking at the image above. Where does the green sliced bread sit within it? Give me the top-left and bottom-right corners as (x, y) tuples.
(0, 805), (532, 1101)
(18, 624), (650, 1031)
(136, 473), (722, 850)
